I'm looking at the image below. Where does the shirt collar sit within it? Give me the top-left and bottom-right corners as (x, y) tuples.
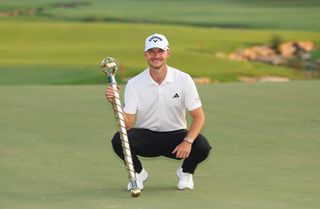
(146, 66), (174, 86)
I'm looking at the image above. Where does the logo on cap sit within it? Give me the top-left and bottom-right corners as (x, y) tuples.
(149, 36), (163, 43)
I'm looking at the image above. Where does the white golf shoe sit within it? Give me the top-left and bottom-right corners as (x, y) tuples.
(127, 168), (148, 191)
(176, 167), (194, 190)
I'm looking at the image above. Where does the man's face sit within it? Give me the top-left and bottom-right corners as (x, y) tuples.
(144, 48), (170, 70)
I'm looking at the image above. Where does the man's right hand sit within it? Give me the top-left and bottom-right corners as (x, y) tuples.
(105, 85), (120, 103)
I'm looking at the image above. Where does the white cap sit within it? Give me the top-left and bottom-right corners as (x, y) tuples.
(144, 33), (169, 52)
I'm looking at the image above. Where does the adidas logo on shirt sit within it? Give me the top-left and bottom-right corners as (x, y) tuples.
(173, 93), (179, 98)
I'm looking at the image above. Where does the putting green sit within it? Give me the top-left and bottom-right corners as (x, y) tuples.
(1, 80), (319, 209)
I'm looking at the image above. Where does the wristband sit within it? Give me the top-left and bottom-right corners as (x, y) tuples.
(183, 138), (194, 144)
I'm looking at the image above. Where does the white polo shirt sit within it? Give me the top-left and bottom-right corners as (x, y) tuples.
(123, 66), (202, 132)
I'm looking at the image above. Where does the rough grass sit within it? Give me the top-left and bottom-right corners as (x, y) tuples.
(1, 20), (319, 85)
(1, 81), (319, 209)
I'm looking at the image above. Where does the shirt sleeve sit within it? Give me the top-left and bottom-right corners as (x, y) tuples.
(123, 81), (137, 114)
(184, 75), (202, 111)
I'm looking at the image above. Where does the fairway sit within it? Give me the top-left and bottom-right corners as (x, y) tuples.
(1, 0), (320, 84)
(1, 0), (320, 31)
(1, 81), (319, 209)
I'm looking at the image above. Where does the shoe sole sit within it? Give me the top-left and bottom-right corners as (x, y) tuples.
(177, 187), (194, 190)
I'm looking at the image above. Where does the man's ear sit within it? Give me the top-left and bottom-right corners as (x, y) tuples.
(167, 49), (171, 58)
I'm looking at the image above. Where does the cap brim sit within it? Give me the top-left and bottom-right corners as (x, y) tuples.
(144, 46), (169, 52)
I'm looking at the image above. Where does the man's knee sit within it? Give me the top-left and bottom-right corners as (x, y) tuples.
(111, 132), (122, 154)
(194, 135), (212, 159)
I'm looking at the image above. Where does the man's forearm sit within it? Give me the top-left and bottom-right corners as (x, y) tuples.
(186, 107), (205, 141)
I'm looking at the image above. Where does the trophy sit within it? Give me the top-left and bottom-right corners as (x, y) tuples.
(101, 57), (140, 198)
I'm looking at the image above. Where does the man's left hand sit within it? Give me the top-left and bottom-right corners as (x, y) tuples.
(172, 141), (192, 159)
